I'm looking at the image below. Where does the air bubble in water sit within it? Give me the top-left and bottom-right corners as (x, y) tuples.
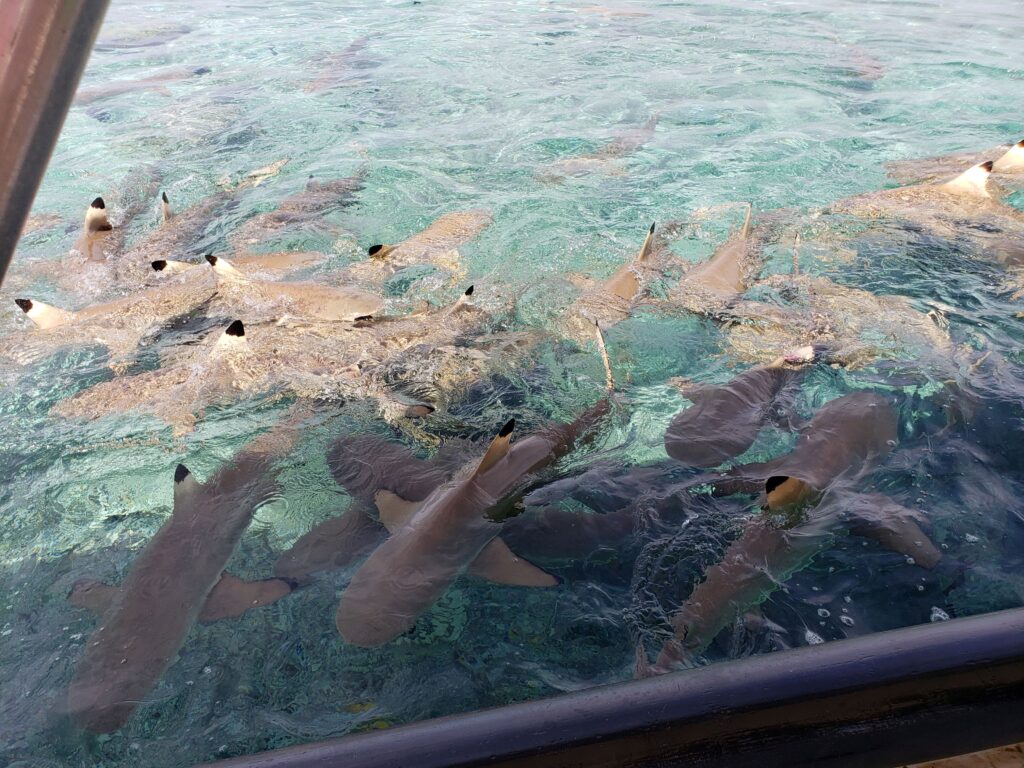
(817, 608), (830, 618)
(804, 629), (824, 645)
(930, 607), (950, 622)
(840, 615), (855, 627)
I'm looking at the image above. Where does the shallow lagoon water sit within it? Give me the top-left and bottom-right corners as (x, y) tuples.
(2, 0), (1024, 765)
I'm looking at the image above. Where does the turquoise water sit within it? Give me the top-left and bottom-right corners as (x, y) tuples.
(2, 0), (1024, 764)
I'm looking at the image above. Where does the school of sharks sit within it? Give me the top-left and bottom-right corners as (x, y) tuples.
(4, 127), (1023, 736)
(3, 6), (1024, 756)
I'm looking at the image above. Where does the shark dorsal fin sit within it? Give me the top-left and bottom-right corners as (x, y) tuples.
(84, 197), (112, 234)
(635, 222), (656, 263)
(213, 320), (247, 355)
(15, 298), (74, 330)
(764, 475), (813, 512)
(152, 258), (192, 275)
(161, 191), (173, 223)
(994, 140), (1024, 172)
(374, 490), (422, 533)
(468, 538), (558, 587)
(173, 463), (202, 510)
(475, 419), (515, 477)
(205, 253), (244, 279)
(941, 161), (993, 198)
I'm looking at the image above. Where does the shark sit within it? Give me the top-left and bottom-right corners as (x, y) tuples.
(345, 210), (493, 290)
(827, 161), (1024, 264)
(205, 254), (385, 323)
(227, 171), (366, 252)
(65, 421), (304, 732)
(537, 115), (659, 181)
(664, 345), (816, 468)
(303, 37), (373, 93)
(334, 325), (616, 646)
(646, 390), (942, 670)
(73, 65), (212, 107)
(3, 269), (217, 370)
(885, 139), (1024, 188)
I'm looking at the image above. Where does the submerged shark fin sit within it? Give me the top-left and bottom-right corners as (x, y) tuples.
(941, 161), (993, 198)
(68, 579), (119, 617)
(764, 475), (813, 513)
(198, 573), (295, 622)
(84, 197), (112, 234)
(635, 222), (656, 263)
(173, 463), (202, 510)
(374, 490), (423, 533)
(368, 243), (395, 260)
(594, 322), (615, 391)
(475, 419), (515, 477)
(160, 191), (173, 223)
(843, 495), (942, 569)
(468, 538), (558, 587)
(15, 298), (75, 330)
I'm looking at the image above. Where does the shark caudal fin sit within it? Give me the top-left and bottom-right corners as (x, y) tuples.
(172, 463), (202, 510)
(994, 140), (1024, 172)
(160, 191), (173, 223)
(475, 419), (515, 477)
(941, 160), (993, 198)
(636, 222), (656, 263)
(594, 322), (615, 391)
(14, 298), (75, 330)
(83, 196), (112, 234)
(205, 253), (243, 278)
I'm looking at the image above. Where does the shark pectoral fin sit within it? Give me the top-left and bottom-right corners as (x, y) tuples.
(475, 419), (515, 477)
(199, 573), (295, 623)
(846, 498), (942, 569)
(374, 490), (422, 533)
(172, 464), (202, 510)
(68, 579), (119, 617)
(468, 538), (558, 587)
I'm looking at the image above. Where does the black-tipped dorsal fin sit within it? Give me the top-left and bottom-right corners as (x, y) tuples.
(16, 298), (73, 329)
(475, 419), (515, 477)
(225, 320), (245, 337)
(173, 463), (201, 509)
(374, 490), (422, 533)
(152, 260), (168, 271)
(465, 285), (474, 296)
(91, 196), (105, 210)
(368, 244), (384, 256)
(942, 161), (992, 197)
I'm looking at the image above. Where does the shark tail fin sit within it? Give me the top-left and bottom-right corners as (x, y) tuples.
(15, 298), (75, 330)
(172, 463), (202, 510)
(942, 161), (993, 198)
(636, 222), (656, 263)
(475, 419), (515, 477)
(160, 191), (173, 222)
(468, 538), (558, 587)
(595, 322), (615, 392)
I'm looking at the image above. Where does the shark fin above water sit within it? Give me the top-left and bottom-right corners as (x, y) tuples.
(994, 140), (1024, 173)
(160, 191), (173, 223)
(173, 463), (202, 508)
(941, 160), (994, 198)
(84, 197), (112, 233)
(636, 221), (656, 263)
(15, 298), (75, 330)
(475, 418), (515, 477)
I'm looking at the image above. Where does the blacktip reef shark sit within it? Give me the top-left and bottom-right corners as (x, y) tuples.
(2, 269), (217, 370)
(335, 323), (616, 647)
(664, 345), (817, 468)
(827, 160), (1024, 264)
(644, 390), (941, 671)
(65, 417), (307, 733)
(885, 138), (1024, 188)
(227, 171), (366, 252)
(537, 114), (658, 181)
(205, 253), (384, 323)
(73, 65), (211, 108)
(303, 36), (372, 94)
(51, 287), (493, 435)
(345, 210), (493, 290)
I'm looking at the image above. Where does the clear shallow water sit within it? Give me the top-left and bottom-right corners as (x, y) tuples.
(2, 0), (1024, 765)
